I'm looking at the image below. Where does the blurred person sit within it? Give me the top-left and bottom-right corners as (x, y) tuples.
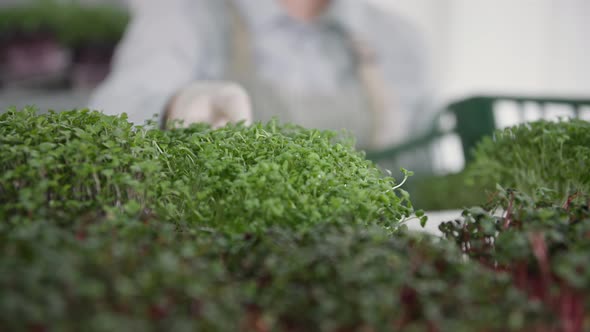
(90, 0), (430, 149)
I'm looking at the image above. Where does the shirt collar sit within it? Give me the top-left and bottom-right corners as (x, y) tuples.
(233, 0), (344, 30)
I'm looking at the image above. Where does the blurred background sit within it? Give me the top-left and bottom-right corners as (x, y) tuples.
(1, 0), (589, 210)
(380, 0), (589, 101)
(0, 0), (127, 100)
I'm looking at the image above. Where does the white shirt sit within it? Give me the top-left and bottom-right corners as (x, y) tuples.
(90, 0), (430, 148)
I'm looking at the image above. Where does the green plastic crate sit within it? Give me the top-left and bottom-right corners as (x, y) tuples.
(367, 95), (590, 174)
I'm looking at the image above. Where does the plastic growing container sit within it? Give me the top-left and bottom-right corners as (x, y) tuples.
(367, 95), (590, 175)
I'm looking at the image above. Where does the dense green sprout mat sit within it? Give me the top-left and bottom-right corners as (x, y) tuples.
(1, 108), (589, 331)
(468, 119), (590, 201)
(0, 108), (414, 233)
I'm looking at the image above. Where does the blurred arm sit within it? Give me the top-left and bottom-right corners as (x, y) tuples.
(89, 0), (220, 125)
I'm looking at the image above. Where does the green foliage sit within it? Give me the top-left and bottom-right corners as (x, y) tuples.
(0, 108), (413, 233)
(409, 171), (492, 211)
(160, 122), (414, 232)
(0, 108), (163, 220)
(440, 188), (590, 331)
(468, 119), (590, 202)
(0, 214), (541, 332)
(0, 0), (62, 35)
(56, 2), (130, 47)
(0, 0), (129, 45)
(6, 108), (590, 331)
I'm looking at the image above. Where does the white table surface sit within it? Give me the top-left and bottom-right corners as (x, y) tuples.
(405, 210), (463, 236)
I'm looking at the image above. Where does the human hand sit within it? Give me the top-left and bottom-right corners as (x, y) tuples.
(164, 81), (253, 129)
